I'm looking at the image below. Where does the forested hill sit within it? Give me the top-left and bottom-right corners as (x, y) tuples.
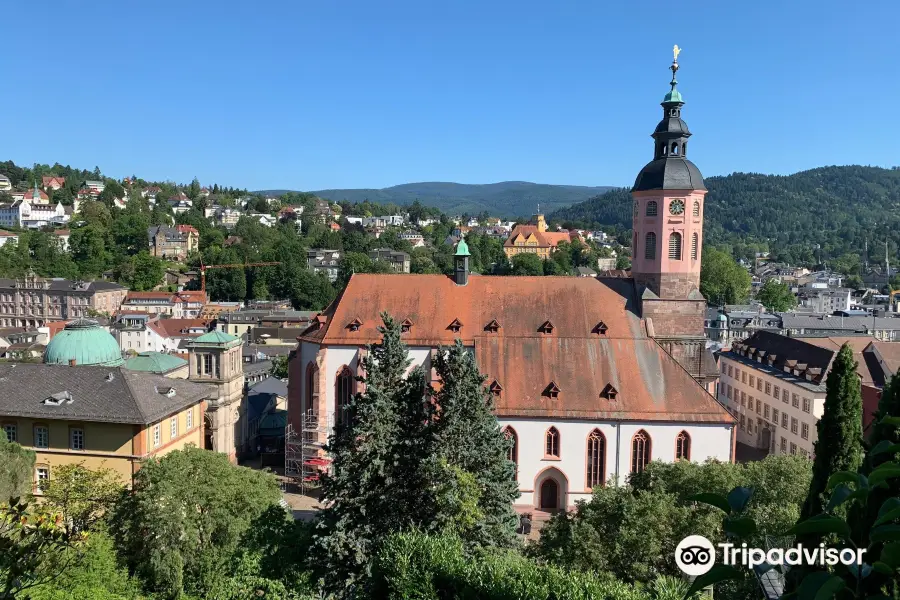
(550, 166), (900, 265)
(261, 181), (614, 218)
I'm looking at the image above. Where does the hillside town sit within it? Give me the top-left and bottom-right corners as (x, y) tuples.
(2, 46), (900, 600)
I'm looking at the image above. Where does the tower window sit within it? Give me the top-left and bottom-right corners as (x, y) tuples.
(668, 232), (682, 260)
(676, 431), (691, 460)
(671, 142), (679, 156)
(691, 233), (699, 260)
(646, 201), (657, 217)
(693, 201), (700, 217)
(644, 232), (656, 260)
(631, 429), (651, 473)
(586, 429), (606, 488)
(545, 427), (560, 458)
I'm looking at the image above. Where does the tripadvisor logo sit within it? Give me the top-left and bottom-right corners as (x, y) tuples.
(675, 535), (866, 576)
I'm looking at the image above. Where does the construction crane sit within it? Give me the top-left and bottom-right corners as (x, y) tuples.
(199, 261), (281, 292)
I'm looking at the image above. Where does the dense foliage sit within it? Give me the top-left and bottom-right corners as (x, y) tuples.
(0, 430), (34, 502)
(699, 247), (752, 305)
(552, 166), (900, 267)
(755, 278), (798, 312)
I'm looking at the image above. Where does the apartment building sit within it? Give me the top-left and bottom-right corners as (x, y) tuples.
(0, 274), (127, 328)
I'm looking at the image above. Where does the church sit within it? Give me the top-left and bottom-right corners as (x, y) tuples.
(287, 52), (734, 511)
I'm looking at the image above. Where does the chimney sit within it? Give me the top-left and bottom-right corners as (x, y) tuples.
(68, 358), (76, 367)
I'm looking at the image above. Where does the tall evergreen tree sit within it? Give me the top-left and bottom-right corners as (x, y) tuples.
(432, 340), (519, 547)
(788, 344), (864, 592)
(310, 314), (436, 597)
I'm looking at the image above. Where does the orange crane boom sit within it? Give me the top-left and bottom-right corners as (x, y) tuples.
(199, 261), (281, 292)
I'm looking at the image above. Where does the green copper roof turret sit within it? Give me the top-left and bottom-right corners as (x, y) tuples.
(455, 238), (471, 256)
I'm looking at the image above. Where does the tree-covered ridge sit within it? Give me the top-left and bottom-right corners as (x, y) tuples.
(551, 166), (900, 265)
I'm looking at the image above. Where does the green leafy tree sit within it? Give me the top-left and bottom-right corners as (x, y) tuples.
(755, 279), (797, 312)
(432, 341), (519, 547)
(69, 225), (109, 278)
(270, 355), (288, 379)
(43, 463), (124, 538)
(109, 446), (282, 599)
(119, 252), (164, 291)
(0, 431), (35, 503)
(509, 253), (544, 276)
(700, 247), (751, 305)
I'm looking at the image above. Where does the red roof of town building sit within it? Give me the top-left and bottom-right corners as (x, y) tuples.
(46, 321), (67, 340)
(503, 225), (577, 249)
(53, 229), (70, 236)
(148, 318), (212, 339)
(299, 274), (732, 424)
(42, 176), (66, 188)
(176, 224), (199, 235)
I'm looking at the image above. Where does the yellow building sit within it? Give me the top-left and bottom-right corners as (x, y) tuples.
(502, 214), (577, 260)
(0, 363), (215, 490)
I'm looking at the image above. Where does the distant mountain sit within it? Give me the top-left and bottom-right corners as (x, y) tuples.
(550, 165), (900, 264)
(258, 181), (614, 218)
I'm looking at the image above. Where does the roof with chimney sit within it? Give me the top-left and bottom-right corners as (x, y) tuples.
(299, 273), (733, 424)
(0, 364), (214, 424)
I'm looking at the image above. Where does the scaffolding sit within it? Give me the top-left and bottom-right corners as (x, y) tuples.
(285, 410), (333, 493)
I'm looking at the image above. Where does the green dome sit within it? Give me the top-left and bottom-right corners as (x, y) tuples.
(44, 319), (124, 367)
(454, 239), (471, 256)
(663, 87), (683, 103)
(124, 351), (188, 374)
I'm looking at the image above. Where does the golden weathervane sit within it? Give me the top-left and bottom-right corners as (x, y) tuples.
(673, 44), (681, 63)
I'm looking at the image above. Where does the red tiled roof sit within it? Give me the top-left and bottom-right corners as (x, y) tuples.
(125, 291), (178, 301)
(46, 321), (67, 340)
(0, 230), (17, 237)
(148, 318), (212, 339)
(299, 273), (732, 424)
(176, 224), (198, 235)
(53, 229), (70, 236)
(503, 225), (576, 249)
(42, 176), (66, 187)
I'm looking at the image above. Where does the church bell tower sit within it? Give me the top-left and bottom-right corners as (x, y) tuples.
(631, 47), (718, 392)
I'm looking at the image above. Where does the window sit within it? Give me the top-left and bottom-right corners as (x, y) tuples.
(781, 413), (788, 429)
(782, 389), (789, 403)
(631, 430), (651, 473)
(740, 415), (745, 429)
(646, 201), (658, 216)
(668, 232), (682, 260)
(740, 391), (746, 407)
(186, 408), (193, 430)
(802, 397), (811, 413)
(336, 367), (354, 427)
(728, 365), (733, 377)
(70, 428), (84, 450)
(504, 427), (517, 480)
(545, 427), (560, 458)
(772, 408), (779, 424)
(755, 399), (760, 414)
(749, 375), (755, 387)
(34, 425), (48, 449)
(153, 424), (161, 447)
(781, 437), (787, 453)
(644, 232), (656, 259)
(2, 423), (16, 443)
(675, 431), (691, 461)
(693, 201), (700, 217)
(792, 394), (799, 408)
(35, 467), (49, 492)
(764, 404), (770, 419)
(800, 449), (809, 458)
(203, 354), (213, 376)
(690, 232), (699, 261)
(170, 416), (178, 439)
(586, 429), (606, 488)
(772, 384), (778, 398)
(790, 443), (797, 455)
(306, 364), (320, 414)
(757, 379), (762, 392)
(727, 385), (733, 400)
(742, 371), (747, 384)
(791, 418), (798, 434)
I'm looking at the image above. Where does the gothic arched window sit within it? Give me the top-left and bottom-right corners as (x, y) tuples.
(668, 232), (682, 260)
(693, 200), (700, 217)
(631, 429), (651, 473)
(545, 426), (560, 458)
(644, 232), (657, 260)
(646, 201), (658, 217)
(503, 426), (518, 481)
(691, 233), (699, 260)
(335, 366), (353, 427)
(676, 431), (691, 461)
(586, 429), (606, 488)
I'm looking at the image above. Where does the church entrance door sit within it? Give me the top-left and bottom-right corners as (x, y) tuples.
(540, 479), (559, 510)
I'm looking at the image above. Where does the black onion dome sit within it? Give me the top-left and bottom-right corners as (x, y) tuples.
(633, 157), (706, 192)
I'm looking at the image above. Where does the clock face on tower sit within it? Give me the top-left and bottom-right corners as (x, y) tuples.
(669, 199), (685, 215)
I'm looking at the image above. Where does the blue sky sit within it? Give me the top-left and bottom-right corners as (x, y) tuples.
(3, 0), (898, 191)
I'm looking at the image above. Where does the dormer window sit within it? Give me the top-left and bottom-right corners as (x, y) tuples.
(538, 320), (554, 334)
(601, 383), (618, 400)
(592, 321), (608, 335)
(448, 318), (463, 333)
(489, 380), (503, 397)
(484, 319), (500, 333)
(544, 381), (561, 399)
(401, 318), (413, 333)
(347, 318), (363, 332)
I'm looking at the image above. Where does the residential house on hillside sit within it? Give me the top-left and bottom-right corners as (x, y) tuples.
(799, 288), (852, 313)
(309, 199), (339, 224)
(121, 291), (207, 318)
(369, 248), (410, 273)
(217, 208), (241, 227)
(42, 176), (66, 190)
(307, 249), (343, 282)
(147, 225), (199, 260)
(0, 230), (18, 247)
(77, 181), (104, 200)
(53, 229), (70, 252)
(0, 328), (45, 361)
(399, 232), (426, 247)
(0, 185), (71, 229)
(115, 316), (212, 354)
(0, 174), (11, 191)
(0, 273), (126, 327)
(248, 213), (277, 227)
(503, 213), (578, 260)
